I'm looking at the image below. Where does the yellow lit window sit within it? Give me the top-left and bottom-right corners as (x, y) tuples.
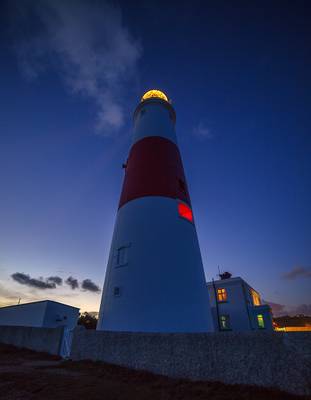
(257, 314), (265, 329)
(217, 288), (227, 302)
(251, 290), (261, 306)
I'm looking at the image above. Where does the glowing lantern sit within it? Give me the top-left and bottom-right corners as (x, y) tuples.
(141, 89), (169, 102)
(178, 202), (193, 223)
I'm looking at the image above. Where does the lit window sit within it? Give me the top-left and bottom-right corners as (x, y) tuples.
(217, 288), (227, 302)
(251, 290), (261, 306)
(220, 315), (231, 330)
(178, 202), (193, 223)
(257, 314), (265, 329)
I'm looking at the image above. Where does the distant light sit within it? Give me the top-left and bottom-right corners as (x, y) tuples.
(178, 202), (193, 223)
(141, 89), (169, 103)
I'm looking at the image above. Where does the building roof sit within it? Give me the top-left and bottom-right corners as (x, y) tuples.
(0, 300), (80, 310)
(206, 276), (259, 294)
(207, 276), (245, 286)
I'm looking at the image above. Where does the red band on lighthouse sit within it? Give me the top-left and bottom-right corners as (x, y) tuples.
(119, 136), (191, 209)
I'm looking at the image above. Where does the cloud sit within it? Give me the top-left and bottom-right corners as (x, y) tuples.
(65, 276), (79, 290)
(11, 273), (100, 294)
(0, 283), (23, 303)
(11, 0), (141, 134)
(264, 300), (287, 317)
(81, 279), (101, 293)
(193, 122), (213, 139)
(294, 304), (311, 316)
(47, 276), (62, 285)
(11, 272), (57, 289)
(282, 266), (311, 280)
(264, 300), (311, 317)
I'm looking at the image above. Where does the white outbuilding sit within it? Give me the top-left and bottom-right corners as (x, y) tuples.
(0, 300), (79, 330)
(207, 275), (273, 332)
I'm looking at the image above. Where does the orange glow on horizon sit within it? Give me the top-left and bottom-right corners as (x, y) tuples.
(275, 326), (311, 332)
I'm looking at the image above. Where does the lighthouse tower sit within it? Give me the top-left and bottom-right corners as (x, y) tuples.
(97, 90), (213, 332)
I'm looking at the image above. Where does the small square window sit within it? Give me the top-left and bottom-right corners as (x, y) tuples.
(113, 287), (121, 297)
(217, 288), (227, 302)
(257, 314), (265, 329)
(220, 315), (231, 330)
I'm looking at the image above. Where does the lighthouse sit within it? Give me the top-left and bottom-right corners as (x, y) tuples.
(97, 90), (213, 332)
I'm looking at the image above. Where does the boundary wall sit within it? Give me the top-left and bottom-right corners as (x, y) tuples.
(1, 325), (310, 395)
(0, 325), (64, 355)
(70, 329), (311, 396)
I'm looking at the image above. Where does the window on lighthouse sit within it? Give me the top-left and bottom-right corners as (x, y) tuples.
(178, 202), (193, 223)
(115, 245), (130, 267)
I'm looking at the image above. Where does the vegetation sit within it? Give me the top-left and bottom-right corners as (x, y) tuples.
(78, 312), (98, 329)
(273, 315), (311, 328)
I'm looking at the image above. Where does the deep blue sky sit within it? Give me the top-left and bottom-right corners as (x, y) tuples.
(0, 0), (310, 314)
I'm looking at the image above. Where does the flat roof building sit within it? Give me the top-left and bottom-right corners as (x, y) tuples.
(207, 276), (273, 332)
(0, 300), (79, 330)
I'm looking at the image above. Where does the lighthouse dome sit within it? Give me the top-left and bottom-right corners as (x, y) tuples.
(141, 89), (169, 102)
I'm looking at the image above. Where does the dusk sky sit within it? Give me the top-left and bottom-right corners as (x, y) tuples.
(0, 0), (310, 315)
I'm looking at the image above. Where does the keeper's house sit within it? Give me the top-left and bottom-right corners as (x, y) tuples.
(207, 275), (273, 332)
(0, 300), (79, 330)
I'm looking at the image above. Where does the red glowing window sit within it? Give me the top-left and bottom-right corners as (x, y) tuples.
(178, 202), (193, 223)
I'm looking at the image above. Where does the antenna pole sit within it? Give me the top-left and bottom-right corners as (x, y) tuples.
(212, 278), (221, 332)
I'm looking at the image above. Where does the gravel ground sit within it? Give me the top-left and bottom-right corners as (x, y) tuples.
(0, 344), (309, 400)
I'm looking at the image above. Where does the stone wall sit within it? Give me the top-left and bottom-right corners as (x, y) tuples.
(0, 325), (64, 355)
(70, 329), (311, 396)
(0, 325), (310, 395)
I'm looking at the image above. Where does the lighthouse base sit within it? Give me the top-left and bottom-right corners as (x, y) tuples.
(97, 196), (213, 333)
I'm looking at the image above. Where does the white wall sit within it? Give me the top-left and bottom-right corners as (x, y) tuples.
(43, 301), (79, 330)
(208, 279), (252, 331)
(208, 278), (273, 332)
(98, 196), (213, 332)
(0, 302), (46, 327)
(0, 301), (79, 329)
(133, 99), (177, 145)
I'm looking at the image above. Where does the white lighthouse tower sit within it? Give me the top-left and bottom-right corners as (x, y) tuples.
(97, 90), (213, 332)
